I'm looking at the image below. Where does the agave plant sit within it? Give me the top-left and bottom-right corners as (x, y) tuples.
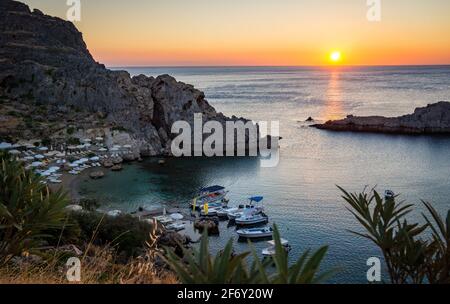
(339, 186), (450, 284)
(160, 224), (332, 284)
(422, 201), (450, 283)
(0, 152), (68, 264)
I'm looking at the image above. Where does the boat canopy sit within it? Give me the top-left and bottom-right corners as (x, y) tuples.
(249, 196), (264, 202)
(199, 185), (225, 192)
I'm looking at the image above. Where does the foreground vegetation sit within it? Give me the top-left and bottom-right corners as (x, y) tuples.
(1, 152), (449, 283)
(339, 186), (450, 284)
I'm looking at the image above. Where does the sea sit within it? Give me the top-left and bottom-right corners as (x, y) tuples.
(78, 66), (450, 283)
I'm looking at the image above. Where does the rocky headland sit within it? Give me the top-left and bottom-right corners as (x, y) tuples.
(312, 101), (450, 135)
(0, 0), (252, 157)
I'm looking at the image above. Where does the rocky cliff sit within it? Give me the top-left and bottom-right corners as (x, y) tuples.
(0, 0), (249, 156)
(312, 101), (450, 134)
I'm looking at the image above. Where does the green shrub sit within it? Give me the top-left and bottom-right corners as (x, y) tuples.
(70, 211), (152, 259)
(66, 127), (75, 135)
(67, 137), (80, 145)
(0, 153), (69, 264)
(78, 198), (100, 211)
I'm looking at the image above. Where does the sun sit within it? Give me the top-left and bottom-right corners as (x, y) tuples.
(329, 51), (342, 63)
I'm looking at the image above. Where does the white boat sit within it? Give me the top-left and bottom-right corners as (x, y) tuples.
(227, 196), (265, 220)
(237, 226), (273, 239)
(217, 206), (240, 217)
(153, 215), (173, 224)
(200, 207), (219, 216)
(385, 190), (395, 200)
(166, 222), (186, 231)
(106, 210), (122, 217)
(235, 213), (268, 226)
(262, 238), (291, 257)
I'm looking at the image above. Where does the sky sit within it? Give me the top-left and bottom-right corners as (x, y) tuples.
(21, 0), (450, 67)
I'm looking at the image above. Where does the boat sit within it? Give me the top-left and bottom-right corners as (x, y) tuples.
(153, 215), (173, 224)
(190, 185), (229, 209)
(262, 238), (291, 257)
(235, 213), (268, 226)
(237, 226), (273, 239)
(200, 207), (220, 216)
(227, 196), (265, 220)
(166, 222), (186, 231)
(385, 190), (395, 200)
(216, 206), (240, 218)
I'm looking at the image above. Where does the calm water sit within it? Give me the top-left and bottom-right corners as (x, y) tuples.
(80, 66), (450, 283)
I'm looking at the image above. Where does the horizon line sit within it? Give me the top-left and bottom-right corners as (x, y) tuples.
(107, 64), (450, 69)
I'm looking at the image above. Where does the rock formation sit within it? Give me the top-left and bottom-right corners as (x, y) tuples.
(312, 102), (450, 134)
(0, 0), (253, 156)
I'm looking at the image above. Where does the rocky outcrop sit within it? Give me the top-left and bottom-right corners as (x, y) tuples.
(312, 102), (450, 135)
(0, 0), (253, 156)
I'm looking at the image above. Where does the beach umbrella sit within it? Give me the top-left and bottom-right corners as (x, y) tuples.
(34, 154), (45, 159)
(90, 156), (100, 161)
(69, 163), (79, 167)
(124, 144), (132, 149)
(110, 147), (119, 151)
(68, 145), (77, 150)
(39, 147), (49, 151)
(99, 148), (108, 152)
(31, 161), (43, 167)
(170, 213), (184, 221)
(0, 142), (12, 150)
(24, 156), (35, 161)
(83, 139), (92, 143)
(95, 137), (104, 141)
(8, 149), (21, 155)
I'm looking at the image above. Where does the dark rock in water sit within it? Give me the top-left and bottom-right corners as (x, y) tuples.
(0, 0), (255, 156)
(101, 160), (114, 168)
(311, 102), (450, 134)
(89, 171), (105, 179)
(194, 217), (220, 234)
(305, 117), (314, 122)
(111, 164), (123, 171)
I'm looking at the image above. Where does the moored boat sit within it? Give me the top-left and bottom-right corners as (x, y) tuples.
(235, 213), (268, 226)
(237, 226), (273, 239)
(166, 222), (186, 231)
(385, 190), (395, 200)
(262, 238), (291, 257)
(190, 185), (229, 209)
(227, 196), (265, 220)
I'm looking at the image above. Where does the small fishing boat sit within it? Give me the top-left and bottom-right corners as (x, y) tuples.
(190, 185), (229, 209)
(200, 207), (220, 216)
(262, 238), (291, 257)
(153, 215), (173, 224)
(235, 213), (268, 226)
(166, 222), (186, 231)
(227, 196), (265, 220)
(216, 206), (240, 218)
(385, 190), (395, 200)
(237, 226), (273, 239)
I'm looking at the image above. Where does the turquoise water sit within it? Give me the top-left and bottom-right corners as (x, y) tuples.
(80, 66), (450, 283)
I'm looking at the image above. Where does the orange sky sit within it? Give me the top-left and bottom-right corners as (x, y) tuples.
(22, 0), (450, 66)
